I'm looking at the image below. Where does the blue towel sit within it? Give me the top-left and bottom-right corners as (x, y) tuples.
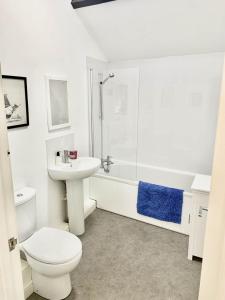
(137, 181), (183, 224)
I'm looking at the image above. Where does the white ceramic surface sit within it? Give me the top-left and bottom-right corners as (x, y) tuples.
(15, 187), (82, 300)
(48, 157), (100, 235)
(48, 157), (101, 181)
(46, 134), (74, 229)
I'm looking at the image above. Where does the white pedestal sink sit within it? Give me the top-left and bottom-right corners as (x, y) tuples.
(48, 157), (101, 235)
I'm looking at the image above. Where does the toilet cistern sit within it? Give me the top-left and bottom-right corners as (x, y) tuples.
(48, 157), (101, 235)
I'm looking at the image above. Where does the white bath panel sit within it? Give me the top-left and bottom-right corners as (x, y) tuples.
(90, 175), (193, 235)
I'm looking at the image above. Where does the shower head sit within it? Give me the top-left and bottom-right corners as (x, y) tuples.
(100, 73), (115, 85)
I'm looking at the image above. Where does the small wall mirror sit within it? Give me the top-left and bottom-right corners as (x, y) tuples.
(46, 76), (70, 131)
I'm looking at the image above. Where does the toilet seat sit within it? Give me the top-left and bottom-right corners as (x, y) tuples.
(22, 227), (82, 265)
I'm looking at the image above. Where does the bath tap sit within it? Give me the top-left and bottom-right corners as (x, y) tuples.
(101, 155), (114, 173)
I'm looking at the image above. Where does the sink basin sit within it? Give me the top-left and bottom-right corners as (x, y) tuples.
(48, 157), (101, 236)
(48, 157), (101, 181)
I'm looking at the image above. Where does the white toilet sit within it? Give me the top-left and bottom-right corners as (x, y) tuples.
(15, 187), (82, 300)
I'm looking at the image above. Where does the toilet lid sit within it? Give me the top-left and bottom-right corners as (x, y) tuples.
(22, 227), (82, 264)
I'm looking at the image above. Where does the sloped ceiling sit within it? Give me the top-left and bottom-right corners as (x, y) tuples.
(76, 0), (225, 61)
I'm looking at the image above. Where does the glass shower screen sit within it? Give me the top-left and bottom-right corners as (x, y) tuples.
(88, 67), (140, 180)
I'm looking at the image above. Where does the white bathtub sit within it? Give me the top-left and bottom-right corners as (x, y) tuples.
(90, 160), (195, 235)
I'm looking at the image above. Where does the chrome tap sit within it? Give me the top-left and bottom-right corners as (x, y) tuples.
(101, 155), (114, 173)
(62, 150), (70, 164)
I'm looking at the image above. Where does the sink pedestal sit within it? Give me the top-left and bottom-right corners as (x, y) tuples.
(66, 179), (85, 235)
(48, 157), (101, 236)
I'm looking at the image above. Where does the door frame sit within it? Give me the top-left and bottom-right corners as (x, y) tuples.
(199, 56), (225, 299)
(0, 66), (24, 300)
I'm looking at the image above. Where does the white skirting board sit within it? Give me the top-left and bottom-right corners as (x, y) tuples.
(24, 282), (34, 299)
(21, 259), (33, 299)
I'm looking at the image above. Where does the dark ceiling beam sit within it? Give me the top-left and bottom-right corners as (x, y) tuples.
(71, 0), (115, 9)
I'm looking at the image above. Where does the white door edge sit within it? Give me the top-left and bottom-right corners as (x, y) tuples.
(0, 65), (24, 300)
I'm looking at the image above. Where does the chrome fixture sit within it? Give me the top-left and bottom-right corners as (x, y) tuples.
(99, 73), (115, 172)
(100, 73), (115, 86)
(99, 73), (115, 120)
(89, 68), (95, 157)
(101, 155), (114, 173)
(62, 150), (70, 163)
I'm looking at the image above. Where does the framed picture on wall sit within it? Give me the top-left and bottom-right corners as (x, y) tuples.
(2, 75), (29, 129)
(46, 75), (70, 131)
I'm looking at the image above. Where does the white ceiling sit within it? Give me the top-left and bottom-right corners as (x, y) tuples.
(76, 0), (225, 61)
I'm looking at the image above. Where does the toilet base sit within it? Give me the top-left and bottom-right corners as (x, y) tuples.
(32, 270), (72, 300)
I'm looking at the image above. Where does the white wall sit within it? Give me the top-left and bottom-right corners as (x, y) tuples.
(107, 53), (224, 174)
(0, 0), (106, 227)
